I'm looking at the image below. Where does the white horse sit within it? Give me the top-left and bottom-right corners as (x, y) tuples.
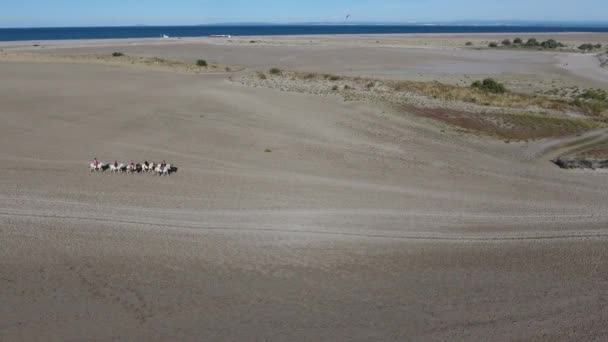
(126, 164), (137, 174)
(163, 164), (172, 176)
(142, 162), (154, 173)
(109, 163), (125, 173)
(154, 164), (172, 176)
(89, 162), (106, 172)
(89, 162), (99, 172)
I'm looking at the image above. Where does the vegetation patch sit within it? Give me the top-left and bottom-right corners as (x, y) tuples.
(471, 78), (507, 94)
(269, 67), (282, 75)
(246, 69), (606, 140)
(573, 89), (608, 116)
(281, 71), (606, 115)
(196, 59), (208, 67)
(112, 52), (124, 57)
(578, 43), (603, 51)
(325, 74), (341, 81)
(404, 105), (600, 140)
(255, 70), (608, 120)
(486, 37), (568, 50)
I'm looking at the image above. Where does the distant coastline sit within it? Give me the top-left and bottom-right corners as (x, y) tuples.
(1, 24), (608, 42)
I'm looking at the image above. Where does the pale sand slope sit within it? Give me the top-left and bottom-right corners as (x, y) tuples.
(1, 41), (608, 340)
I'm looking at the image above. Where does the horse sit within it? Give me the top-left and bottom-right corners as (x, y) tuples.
(89, 162), (98, 172)
(164, 164), (172, 176)
(110, 163), (126, 173)
(142, 162), (153, 173)
(154, 163), (172, 176)
(126, 164), (137, 174)
(89, 162), (106, 172)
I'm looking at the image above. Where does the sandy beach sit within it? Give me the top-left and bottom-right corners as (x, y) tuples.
(2, 33), (608, 341)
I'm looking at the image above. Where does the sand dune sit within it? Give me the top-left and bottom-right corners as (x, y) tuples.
(2, 35), (608, 341)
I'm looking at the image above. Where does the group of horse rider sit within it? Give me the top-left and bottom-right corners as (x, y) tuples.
(91, 158), (171, 174)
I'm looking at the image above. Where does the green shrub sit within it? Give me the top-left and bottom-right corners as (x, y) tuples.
(196, 59), (208, 67)
(465, 41), (473, 46)
(269, 67), (282, 75)
(573, 89), (608, 115)
(578, 89), (607, 101)
(541, 39), (559, 49)
(525, 38), (540, 47)
(513, 37), (523, 44)
(579, 43), (595, 51)
(502, 39), (512, 46)
(595, 44), (602, 49)
(331, 85), (339, 91)
(112, 52), (124, 57)
(488, 42), (498, 48)
(471, 78), (507, 94)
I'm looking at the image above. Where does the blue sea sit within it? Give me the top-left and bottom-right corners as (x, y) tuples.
(1, 25), (608, 42)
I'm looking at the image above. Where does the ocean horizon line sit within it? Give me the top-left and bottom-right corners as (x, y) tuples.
(3, 20), (608, 30)
(2, 24), (608, 42)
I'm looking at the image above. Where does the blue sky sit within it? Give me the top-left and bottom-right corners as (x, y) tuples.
(2, 0), (607, 28)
